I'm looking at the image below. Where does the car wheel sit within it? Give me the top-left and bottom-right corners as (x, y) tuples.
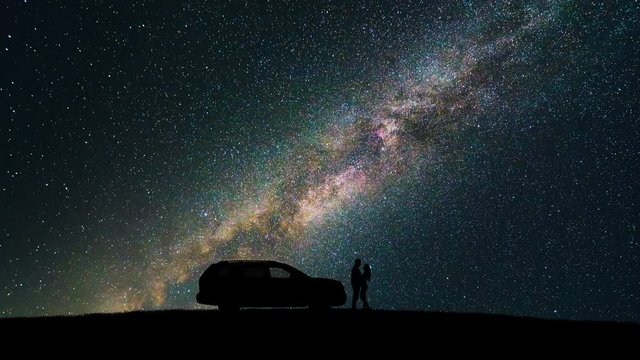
(218, 303), (239, 312)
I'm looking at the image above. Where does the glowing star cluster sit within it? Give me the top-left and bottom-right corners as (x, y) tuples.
(3, 0), (637, 321)
(96, 2), (568, 310)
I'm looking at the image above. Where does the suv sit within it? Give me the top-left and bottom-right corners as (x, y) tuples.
(196, 260), (346, 311)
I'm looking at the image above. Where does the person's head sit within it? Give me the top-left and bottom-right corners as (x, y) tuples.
(354, 258), (361, 267)
(363, 264), (371, 274)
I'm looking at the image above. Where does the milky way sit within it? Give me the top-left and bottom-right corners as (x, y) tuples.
(2, 1), (638, 320)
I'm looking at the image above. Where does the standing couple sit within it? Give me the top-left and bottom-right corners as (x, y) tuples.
(350, 258), (372, 310)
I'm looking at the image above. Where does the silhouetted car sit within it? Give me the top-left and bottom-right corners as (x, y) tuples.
(196, 260), (346, 311)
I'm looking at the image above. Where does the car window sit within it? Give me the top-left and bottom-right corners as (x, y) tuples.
(242, 266), (266, 278)
(269, 267), (291, 279)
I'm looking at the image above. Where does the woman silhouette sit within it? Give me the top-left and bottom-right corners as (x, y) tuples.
(360, 264), (372, 310)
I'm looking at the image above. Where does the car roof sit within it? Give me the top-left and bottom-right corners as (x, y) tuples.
(204, 260), (309, 277)
(219, 260), (287, 265)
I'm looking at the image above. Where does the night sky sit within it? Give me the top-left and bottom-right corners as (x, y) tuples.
(2, 0), (638, 321)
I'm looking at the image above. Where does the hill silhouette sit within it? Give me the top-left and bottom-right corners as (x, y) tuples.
(2, 309), (637, 346)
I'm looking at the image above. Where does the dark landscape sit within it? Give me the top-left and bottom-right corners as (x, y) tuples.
(3, 309), (638, 343)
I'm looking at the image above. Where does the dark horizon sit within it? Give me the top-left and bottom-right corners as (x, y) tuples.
(1, 1), (638, 321)
(2, 309), (638, 343)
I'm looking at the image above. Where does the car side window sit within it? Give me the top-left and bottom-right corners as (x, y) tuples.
(269, 267), (291, 279)
(243, 266), (266, 278)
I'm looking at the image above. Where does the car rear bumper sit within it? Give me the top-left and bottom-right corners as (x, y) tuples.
(196, 292), (217, 305)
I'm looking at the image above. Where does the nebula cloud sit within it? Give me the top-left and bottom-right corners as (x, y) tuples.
(96, 2), (568, 311)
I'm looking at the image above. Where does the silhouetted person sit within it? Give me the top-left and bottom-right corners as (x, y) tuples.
(360, 264), (371, 310)
(350, 258), (362, 310)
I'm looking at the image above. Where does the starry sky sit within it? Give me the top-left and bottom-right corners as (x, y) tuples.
(2, 0), (639, 321)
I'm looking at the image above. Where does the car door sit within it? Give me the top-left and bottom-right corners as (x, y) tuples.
(239, 264), (269, 306)
(267, 265), (307, 307)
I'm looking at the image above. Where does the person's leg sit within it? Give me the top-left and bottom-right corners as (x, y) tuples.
(360, 287), (368, 309)
(352, 285), (359, 309)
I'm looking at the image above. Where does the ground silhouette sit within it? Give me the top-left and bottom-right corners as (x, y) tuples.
(2, 309), (637, 347)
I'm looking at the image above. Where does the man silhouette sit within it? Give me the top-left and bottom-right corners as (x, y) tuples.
(360, 263), (371, 310)
(350, 258), (362, 310)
